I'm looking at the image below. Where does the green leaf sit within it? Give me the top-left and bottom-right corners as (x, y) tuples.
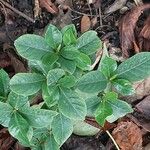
(77, 70), (108, 93)
(61, 24), (77, 46)
(61, 46), (80, 60)
(20, 107), (58, 128)
(106, 99), (133, 123)
(99, 56), (117, 78)
(42, 53), (59, 67)
(44, 134), (59, 150)
(58, 56), (76, 74)
(117, 52), (150, 82)
(10, 73), (45, 96)
(42, 84), (59, 108)
(0, 69), (10, 101)
(0, 102), (13, 127)
(8, 112), (33, 146)
(45, 24), (62, 49)
(103, 92), (118, 101)
(58, 88), (87, 120)
(85, 96), (100, 117)
(8, 92), (29, 109)
(47, 69), (65, 87)
(76, 31), (101, 55)
(76, 53), (91, 70)
(58, 75), (76, 88)
(95, 101), (113, 126)
(14, 34), (52, 60)
(52, 113), (73, 145)
(112, 79), (135, 95)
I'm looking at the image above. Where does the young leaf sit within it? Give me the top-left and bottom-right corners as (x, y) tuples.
(77, 70), (108, 93)
(51, 113), (73, 145)
(8, 112), (33, 146)
(20, 107), (58, 128)
(47, 69), (65, 87)
(106, 99), (133, 123)
(117, 52), (150, 82)
(112, 79), (135, 95)
(0, 102), (13, 127)
(14, 34), (52, 60)
(99, 56), (117, 78)
(61, 24), (77, 46)
(76, 31), (101, 55)
(42, 84), (59, 108)
(42, 53), (59, 68)
(0, 69), (10, 101)
(10, 73), (45, 96)
(95, 101), (113, 126)
(58, 88), (87, 120)
(58, 75), (76, 88)
(58, 56), (76, 74)
(61, 46), (80, 60)
(44, 134), (59, 150)
(45, 24), (62, 49)
(75, 53), (91, 70)
(8, 92), (29, 109)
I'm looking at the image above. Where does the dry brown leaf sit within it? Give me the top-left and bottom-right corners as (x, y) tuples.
(119, 4), (150, 57)
(112, 121), (143, 150)
(81, 15), (91, 33)
(139, 16), (150, 50)
(39, 0), (59, 14)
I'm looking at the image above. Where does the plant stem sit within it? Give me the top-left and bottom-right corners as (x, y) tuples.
(106, 130), (120, 150)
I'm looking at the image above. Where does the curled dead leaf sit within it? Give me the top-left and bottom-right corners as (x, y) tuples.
(81, 15), (91, 33)
(112, 121), (143, 150)
(39, 0), (59, 14)
(119, 4), (150, 57)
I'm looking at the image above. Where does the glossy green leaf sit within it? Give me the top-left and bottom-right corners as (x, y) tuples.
(58, 88), (87, 120)
(76, 31), (101, 55)
(45, 24), (62, 49)
(58, 56), (76, 74)
(44, 134), (59, 150)
(112, 79), (135, 95)
(77, 70), (108, 93)
(103, 92), (118, 101)
(10, 73), (45, 96)
(8, 112), (33, 146)
(106, 99), (133, 123)
(61, 24), (77, 46)
(117, 52), (150, 82)
(52, 113), (73, 145)
(0, 69), (10, 101)
(8, 92), (29, 109)
(61, 46), (80, 60)
(42, 84), (59, 108)
(0, 102), (13, 127)
(14, 34), (52, 60)
(76, 53), (91, 70)
(95, 101), (113, 126)
(99, 56), (117, 78)
(47, 69), (65, 87)
(20, 107), (58, 128)
(58, 75), (76, 88)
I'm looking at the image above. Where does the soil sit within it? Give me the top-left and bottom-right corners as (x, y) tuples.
(0, 0), (150, 150)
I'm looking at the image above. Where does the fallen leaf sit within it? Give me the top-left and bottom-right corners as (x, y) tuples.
(39, 0), (59, 14)
(139, 16), (150, 50)
(91, 17), (98, 27)
(119, 4), (150, 57)
(81, 15), (91, 33)
(112, 121), (143, 150)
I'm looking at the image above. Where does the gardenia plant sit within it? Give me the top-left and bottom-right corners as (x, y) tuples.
(0, 24), (150, 149)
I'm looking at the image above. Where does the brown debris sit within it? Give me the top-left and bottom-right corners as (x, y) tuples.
(112, 121), (143, 150)
(119, 4), (150, 57)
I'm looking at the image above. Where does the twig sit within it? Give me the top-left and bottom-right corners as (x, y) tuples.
(0, 0), (34, 23)
(87, 0), (92, 16)
(106, 130), (121, 150)
(98, 7), (102, 26)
